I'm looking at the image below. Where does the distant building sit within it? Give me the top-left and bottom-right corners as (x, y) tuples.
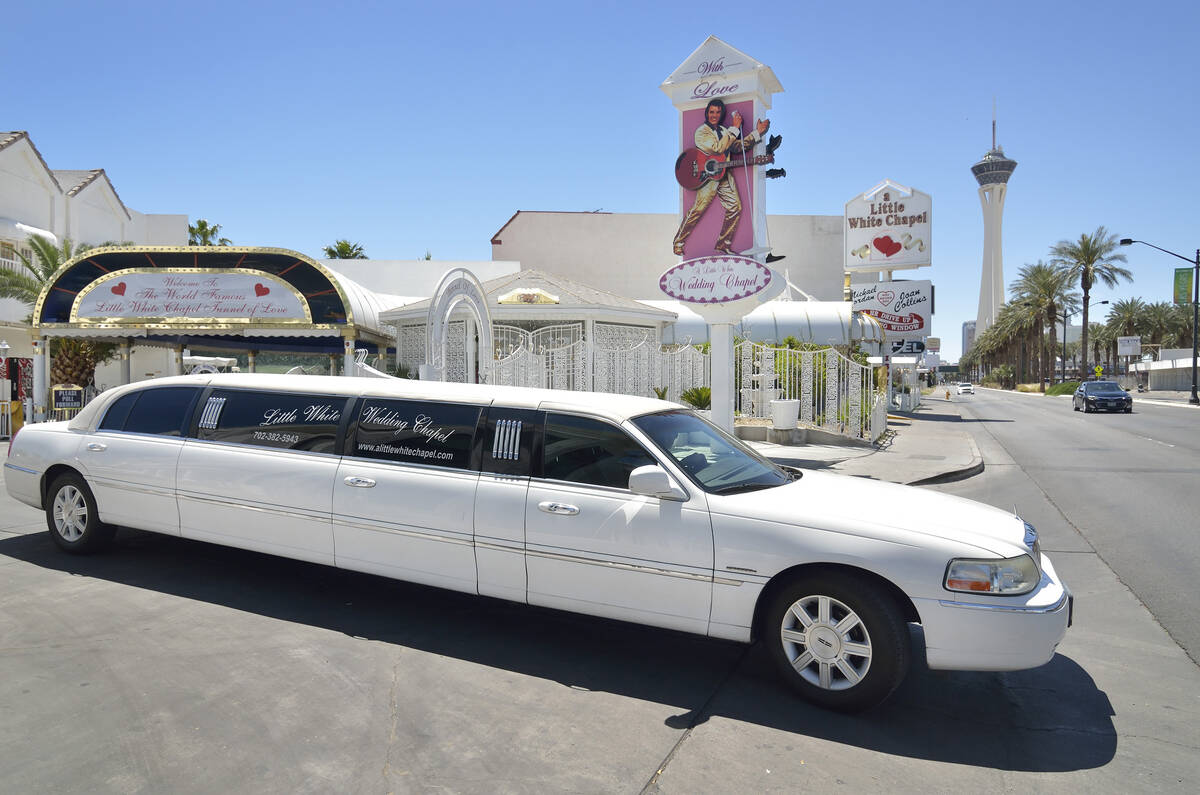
(962, 320), (976, 358)
(971, 121), (1016, 339)
(1, 131), (188, 346)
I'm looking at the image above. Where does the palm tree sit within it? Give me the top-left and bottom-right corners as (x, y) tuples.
(0, 235), (114, 386)
(322, 240), (367, 259)
(1010, 261), (1078, 391)
(188, 219), (232, 246)
(1105, 297), (1147, 337)
(1048, 226), (1132, 375)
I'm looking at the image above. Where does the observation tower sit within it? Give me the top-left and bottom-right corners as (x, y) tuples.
(971, 120), (1017, 340)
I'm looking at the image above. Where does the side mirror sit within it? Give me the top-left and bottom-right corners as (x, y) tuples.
(628, 465), (686, 500)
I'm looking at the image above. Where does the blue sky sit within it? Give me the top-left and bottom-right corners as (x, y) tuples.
(8, 0), (1198, 362)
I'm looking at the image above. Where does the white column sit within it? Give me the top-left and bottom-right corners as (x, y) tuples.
(247, 350), (257, 373)
(329, 354), (337, 376)
(585, 319), (595, 391)
(465, 317), (477, 383)
(343, 334), (355, 377)
(710, 323), (734, 431)
(119, 340), (131, 384)
(170, 345), (183, 376)
(31, 335), (47, 422)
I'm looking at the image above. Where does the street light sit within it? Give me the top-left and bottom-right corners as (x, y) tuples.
(1119, 238), (1200, 404)
(1060, 300), (1107, 383)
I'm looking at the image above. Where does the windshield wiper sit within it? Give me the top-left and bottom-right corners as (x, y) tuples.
(711, 483), (773, 495)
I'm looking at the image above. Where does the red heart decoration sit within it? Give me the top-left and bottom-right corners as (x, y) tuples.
(877, 290), (895, 307)
(872, 235), (902, 257)
(254, 283), (270, 297)
(110, 282), (126, 296)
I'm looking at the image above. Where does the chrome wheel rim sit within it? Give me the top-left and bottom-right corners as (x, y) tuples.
(780, 594), (872, 691)
(53, 485), (88, 541)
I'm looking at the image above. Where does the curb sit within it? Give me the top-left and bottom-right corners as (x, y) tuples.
(906, 435), (984, 486)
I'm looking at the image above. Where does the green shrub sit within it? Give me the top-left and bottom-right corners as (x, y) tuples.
(680, 386), (711, 410)
(1046, 381), (1079, 396)
(651, 386), (669, 400)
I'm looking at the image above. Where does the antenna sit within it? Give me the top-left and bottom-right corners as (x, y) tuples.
(992, 97), (997, 149)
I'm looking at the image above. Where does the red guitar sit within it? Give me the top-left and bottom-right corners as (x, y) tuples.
(675, 148), (774, 190)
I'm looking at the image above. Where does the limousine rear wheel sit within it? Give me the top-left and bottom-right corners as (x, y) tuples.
(765, 573), (910, 712)
(46, 473), (115, 554)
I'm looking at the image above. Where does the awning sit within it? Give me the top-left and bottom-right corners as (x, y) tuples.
(0, 217), (57, 245)
(645, 299), (886, 346)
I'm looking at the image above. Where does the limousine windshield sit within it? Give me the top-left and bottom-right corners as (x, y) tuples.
(633, 410), (793, 494)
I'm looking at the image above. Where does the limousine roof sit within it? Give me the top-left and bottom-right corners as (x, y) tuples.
(68, 373), (681, 431)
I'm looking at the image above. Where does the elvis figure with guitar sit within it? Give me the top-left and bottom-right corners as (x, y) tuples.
(672, 98), (770, 257)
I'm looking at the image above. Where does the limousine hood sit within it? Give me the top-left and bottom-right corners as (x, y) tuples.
(710, 470), (1029, 557)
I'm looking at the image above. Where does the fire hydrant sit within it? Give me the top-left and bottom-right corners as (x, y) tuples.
(945, 388), (951, 400)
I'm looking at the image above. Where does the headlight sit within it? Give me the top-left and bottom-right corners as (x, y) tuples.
(944, 555), (1040, 595)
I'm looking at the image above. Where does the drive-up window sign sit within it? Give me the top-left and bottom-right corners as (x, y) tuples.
(850, 280), (932, 343)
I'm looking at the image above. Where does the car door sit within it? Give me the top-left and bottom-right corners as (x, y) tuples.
(472, 406), (540, 603)
(332, 397), (483, 594)
(82, 386), (202, 534)
(524, 412), (714, 635)
(177, 389), (347, 565)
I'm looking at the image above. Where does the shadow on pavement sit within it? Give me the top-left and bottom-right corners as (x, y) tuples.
(1, 530), (1116, 772)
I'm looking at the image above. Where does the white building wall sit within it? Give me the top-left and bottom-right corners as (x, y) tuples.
(0, 138), (58, 232)
(491, 211), (844, 301)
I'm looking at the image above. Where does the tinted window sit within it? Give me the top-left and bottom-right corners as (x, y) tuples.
(118, 387), (201, 436)
(633, 410), (790, 494)
(352, 398), (480, 469)
(543, 413), (654, 489)
(197, 389), (347, 452)
(1085, 382), (1124, 394)
(98, 392), (139, 431)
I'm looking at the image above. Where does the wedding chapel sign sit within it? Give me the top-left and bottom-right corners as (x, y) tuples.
(72, 269), (309, 322)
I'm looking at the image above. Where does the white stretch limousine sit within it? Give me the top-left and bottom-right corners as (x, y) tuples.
(4, 374), (1071, 711)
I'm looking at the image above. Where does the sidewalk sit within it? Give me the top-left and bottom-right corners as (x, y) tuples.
(747, 397), (982, 485)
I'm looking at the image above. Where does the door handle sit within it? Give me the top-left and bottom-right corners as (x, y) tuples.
(86, 443), (107, 452)
(343, 476), (376, 488)
(538, 501), (579, 516)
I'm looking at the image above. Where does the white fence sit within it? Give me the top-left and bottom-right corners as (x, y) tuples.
(735, 342), (885, 442)
(397, 321), (883, 442)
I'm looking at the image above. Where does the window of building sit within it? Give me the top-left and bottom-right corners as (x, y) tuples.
(351, 398), (480, 469)
(196, 389), (347, 453)
(542, 413), (654, 489)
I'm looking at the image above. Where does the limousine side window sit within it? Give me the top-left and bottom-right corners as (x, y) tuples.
(351, 398), (480, 469)
(99, 387), (202, 437)
(195, 389), (348, 453)
(542, 413), (655, 489)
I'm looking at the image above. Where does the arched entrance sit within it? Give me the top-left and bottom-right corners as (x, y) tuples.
(421, 268), (493, 382)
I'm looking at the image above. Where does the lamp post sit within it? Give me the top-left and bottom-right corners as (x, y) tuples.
(1119, 239), (1199, 404)
(1060, 300), (1108, 383)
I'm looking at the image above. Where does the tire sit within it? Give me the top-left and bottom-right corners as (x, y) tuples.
(1073, 401), (1080, 411)
(763, 572), (910, 712)
(1124, 408), (1132, 414)
(45, 473), (116, 554)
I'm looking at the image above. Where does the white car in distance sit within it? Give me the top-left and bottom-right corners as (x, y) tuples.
(4, 374), (1071, 712)
(957, 382), (975, 395)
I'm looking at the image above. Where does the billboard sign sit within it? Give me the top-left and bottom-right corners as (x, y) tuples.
(845, 180), (932, 272)
(851, 279), (932, 343)
(925, 336), (941, 352)
(1117, 336), (1142, 357)
(72, 269), (310, 323)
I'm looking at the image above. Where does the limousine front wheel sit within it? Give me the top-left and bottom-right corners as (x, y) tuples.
(765, 573), (910, 712)
(46, 474), (116, 554)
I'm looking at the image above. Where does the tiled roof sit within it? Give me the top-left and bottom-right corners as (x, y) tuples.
(0, 131), (64, 193)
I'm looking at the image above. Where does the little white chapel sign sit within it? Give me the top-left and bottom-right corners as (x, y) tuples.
(72, 269), (309, 322)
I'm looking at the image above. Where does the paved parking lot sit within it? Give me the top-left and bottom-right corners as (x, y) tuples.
(2, 450), (1198, 793)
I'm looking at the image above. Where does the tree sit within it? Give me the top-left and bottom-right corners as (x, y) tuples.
(1049, 226), (1132, 375)
(0, 235), (115, 387)
(322, 240), (367, 259)
(1010, 261), (1078, 391)
(188, 219), (232, 246)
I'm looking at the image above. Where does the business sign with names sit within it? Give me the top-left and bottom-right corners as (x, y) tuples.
(851, 279), (933, 343)
(845, 180), (932, 272)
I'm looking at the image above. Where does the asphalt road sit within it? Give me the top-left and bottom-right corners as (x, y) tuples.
(3, 428), (1199, 792)
(948, 389), (1200, 664)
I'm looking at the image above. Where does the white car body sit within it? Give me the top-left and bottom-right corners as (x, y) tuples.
(5, 374), (1070, 709)
(957, 383), (974, 395)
